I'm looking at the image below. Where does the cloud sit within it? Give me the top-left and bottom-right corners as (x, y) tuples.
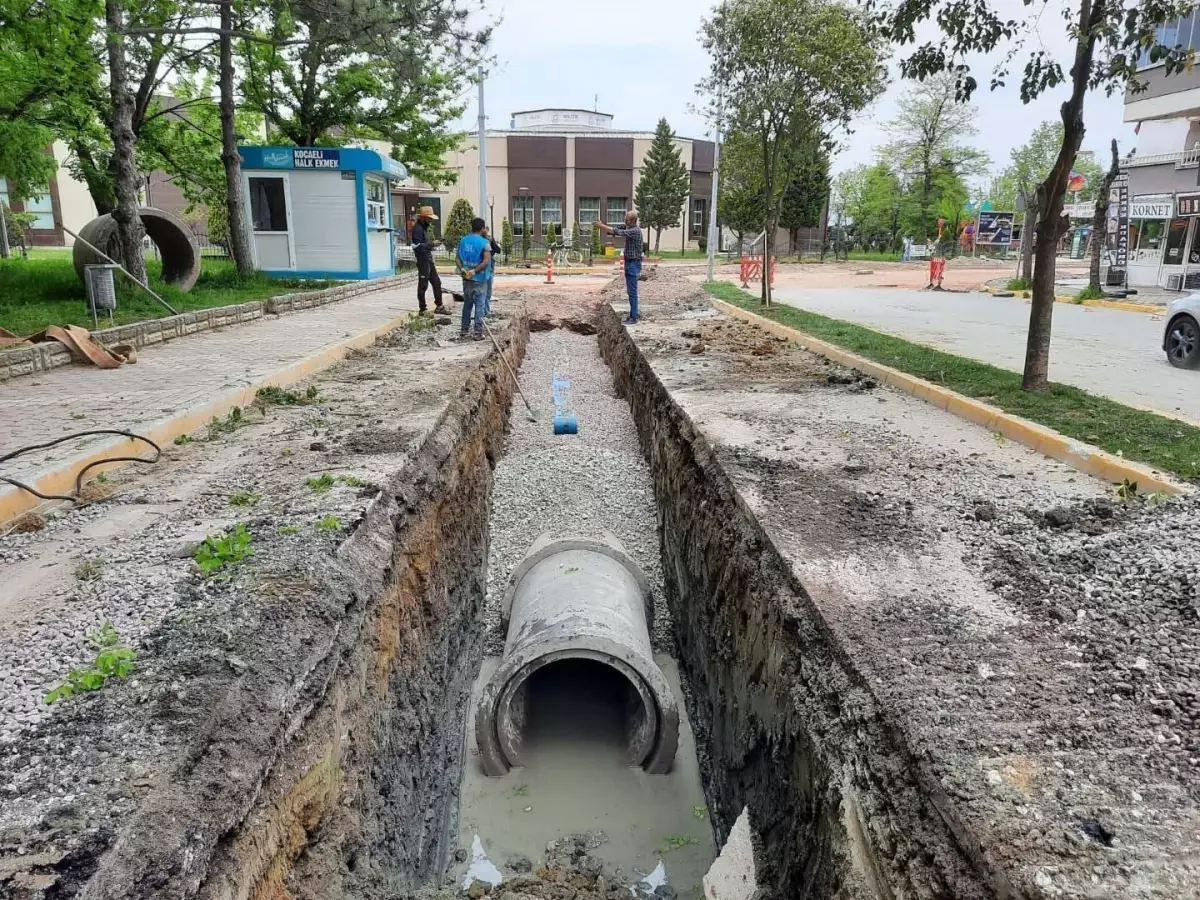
(468, 0), (1139, 179)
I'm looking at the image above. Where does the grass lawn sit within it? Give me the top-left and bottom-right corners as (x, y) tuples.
(651, 249), (711, 260)
(0, 255), (339, 335)
(844, 250), (902, 262)
(704, 280), (1200, 484)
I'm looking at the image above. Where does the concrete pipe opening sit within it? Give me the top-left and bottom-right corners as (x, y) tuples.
(475, 533), (679, 776)
(73, 207), (202, 292)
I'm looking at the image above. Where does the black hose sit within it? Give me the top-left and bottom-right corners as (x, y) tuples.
(0, 430), (162, 503)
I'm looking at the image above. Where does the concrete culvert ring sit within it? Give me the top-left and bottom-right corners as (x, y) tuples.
(495, 649), (658, 769)
(73, 207), (202, 292)
(476, 532), (679, 776)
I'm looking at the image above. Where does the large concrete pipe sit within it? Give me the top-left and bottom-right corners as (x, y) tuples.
(475, 532), (679, 776)
(73, 208), (202, 292)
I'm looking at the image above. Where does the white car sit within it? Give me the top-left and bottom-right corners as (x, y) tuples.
(1164, 294), (1200, 368)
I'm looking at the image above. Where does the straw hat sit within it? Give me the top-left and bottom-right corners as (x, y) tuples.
(418, 205), (438, 220)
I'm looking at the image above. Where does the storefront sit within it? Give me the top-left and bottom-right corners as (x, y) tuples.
(1119, 191), (1200, 290)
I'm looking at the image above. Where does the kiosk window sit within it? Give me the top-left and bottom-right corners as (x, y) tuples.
(249, 177), (287, 232)
(366, 178), (387, 228)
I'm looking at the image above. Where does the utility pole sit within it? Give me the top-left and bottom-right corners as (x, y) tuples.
(706, 87), (722, 283)
(478, 66), (488, 219)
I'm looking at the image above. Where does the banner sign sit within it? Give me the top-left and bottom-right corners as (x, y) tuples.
(252, 148), (342, 170)
(976, 211), (1015, 245)
(1130, 195), (1173, 219)
(1106, 172), (1130, 279)
(1178, 192), (1200, 216)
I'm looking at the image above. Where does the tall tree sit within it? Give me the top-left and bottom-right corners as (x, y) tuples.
(883, 73), (989, 243)
(868, 0), (1193, 390)
(219, 0), (252, 274)
(1006, 122), (1064, 278)
(700, 0), (886, 306)
(105, 0), (147, 282)
(634, 118), (692, 252)
(0, 0), (99, 200)
(778, 133), (830, 252)
(717, 131), (766, 251)
(240, 0), (487, 186)
(1089, 139), (1120, 294)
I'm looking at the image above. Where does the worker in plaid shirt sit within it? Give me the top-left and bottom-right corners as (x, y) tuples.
(595, 210), (644, 324)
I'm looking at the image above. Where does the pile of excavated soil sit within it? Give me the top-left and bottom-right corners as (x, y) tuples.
(600, 267), (712, 314)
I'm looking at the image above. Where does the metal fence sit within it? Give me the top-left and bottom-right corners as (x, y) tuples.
(396, 238), (597, 269)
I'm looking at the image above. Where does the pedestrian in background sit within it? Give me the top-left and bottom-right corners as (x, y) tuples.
(412, 206), (448, 315)
(901, 235), (912, 262)
(482, 224), (501, 318)
(594, 210), (644, 324)
(456, 218), (491, 340)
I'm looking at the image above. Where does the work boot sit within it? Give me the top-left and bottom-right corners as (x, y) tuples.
(434, 304), (449, 315)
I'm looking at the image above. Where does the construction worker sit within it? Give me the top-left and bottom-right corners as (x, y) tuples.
(412, 206), (449, 315)
(594, 210), (644, 324)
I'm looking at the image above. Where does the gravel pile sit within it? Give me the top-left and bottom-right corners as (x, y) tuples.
(980, 493), (1200, 768)
(485, 329), (669, 652)
(600, 267), (711, 313)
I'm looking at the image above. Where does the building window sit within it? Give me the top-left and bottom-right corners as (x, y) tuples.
(578, 197), (601, 229)
(365, 178), (388, 228)
(25, 193), (54, 230)
(540, 196), (562, 231)
(249, 176), (288, 232)
(1139, 11), (1199, 67)
(512, 195), (534, 235)
(606, 198), (628, 226)
(691, 198), (708, 238)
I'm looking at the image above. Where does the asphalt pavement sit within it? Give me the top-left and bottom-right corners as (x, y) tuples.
(766, 285), (1200, 424)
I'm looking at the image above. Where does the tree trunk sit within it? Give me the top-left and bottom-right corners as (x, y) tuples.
(104, 0), (146, 283)
(220, 0), (253, 276)
(654, 227), (661, 254)
(761, 219), (775, 307)
(1089, 138), (1120, 292)
(1019, 194), (1037, 281)
(72, 143), (116, 216)
(1023, 0), (1100, 392)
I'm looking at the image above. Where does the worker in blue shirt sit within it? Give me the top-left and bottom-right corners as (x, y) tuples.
(456, 218), (491, 340)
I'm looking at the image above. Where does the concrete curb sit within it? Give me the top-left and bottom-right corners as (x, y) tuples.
(711, 298), (1190, 495)
(0, 312), (413, 527)
(980, 285), (1164, 315)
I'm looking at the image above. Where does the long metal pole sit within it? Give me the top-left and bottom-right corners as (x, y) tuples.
(706, 88), (722, 283)
(478, 67), (488, 219)
(0, 202), (9, 259)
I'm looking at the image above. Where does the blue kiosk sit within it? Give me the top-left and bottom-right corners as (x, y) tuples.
(238, 146), (409, 280)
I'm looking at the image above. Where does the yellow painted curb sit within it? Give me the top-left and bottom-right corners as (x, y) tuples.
(982, 286), (1163, 315)
(711, 298), (1190, 495)
(0, 312), (412, 527)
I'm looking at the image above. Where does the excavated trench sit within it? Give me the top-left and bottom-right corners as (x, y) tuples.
(11, 299), (1007, 900)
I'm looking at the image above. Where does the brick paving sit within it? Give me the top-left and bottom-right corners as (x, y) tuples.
(1, 285), (420, 485)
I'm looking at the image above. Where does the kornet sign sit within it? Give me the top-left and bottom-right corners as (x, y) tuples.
(1130, 195), (1173, 219)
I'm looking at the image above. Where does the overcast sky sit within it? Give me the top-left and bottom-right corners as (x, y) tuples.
(467, 0), (1140, 183)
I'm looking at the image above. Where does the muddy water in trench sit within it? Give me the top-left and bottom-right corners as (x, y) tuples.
(452, 328), (715, 896)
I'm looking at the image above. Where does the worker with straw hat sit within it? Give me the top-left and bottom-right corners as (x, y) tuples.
(412, 205), (449, 315)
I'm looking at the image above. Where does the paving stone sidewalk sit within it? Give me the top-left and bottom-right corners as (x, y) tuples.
(1, 285), (420, 485)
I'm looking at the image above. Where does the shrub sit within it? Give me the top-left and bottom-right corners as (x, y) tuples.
(1006, 276), (1033, 291)
(443, 198), (475, 252)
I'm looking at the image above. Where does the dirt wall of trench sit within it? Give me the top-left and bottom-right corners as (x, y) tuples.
(8, 320), (527, 900)
(597, 309), (1011, 900)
